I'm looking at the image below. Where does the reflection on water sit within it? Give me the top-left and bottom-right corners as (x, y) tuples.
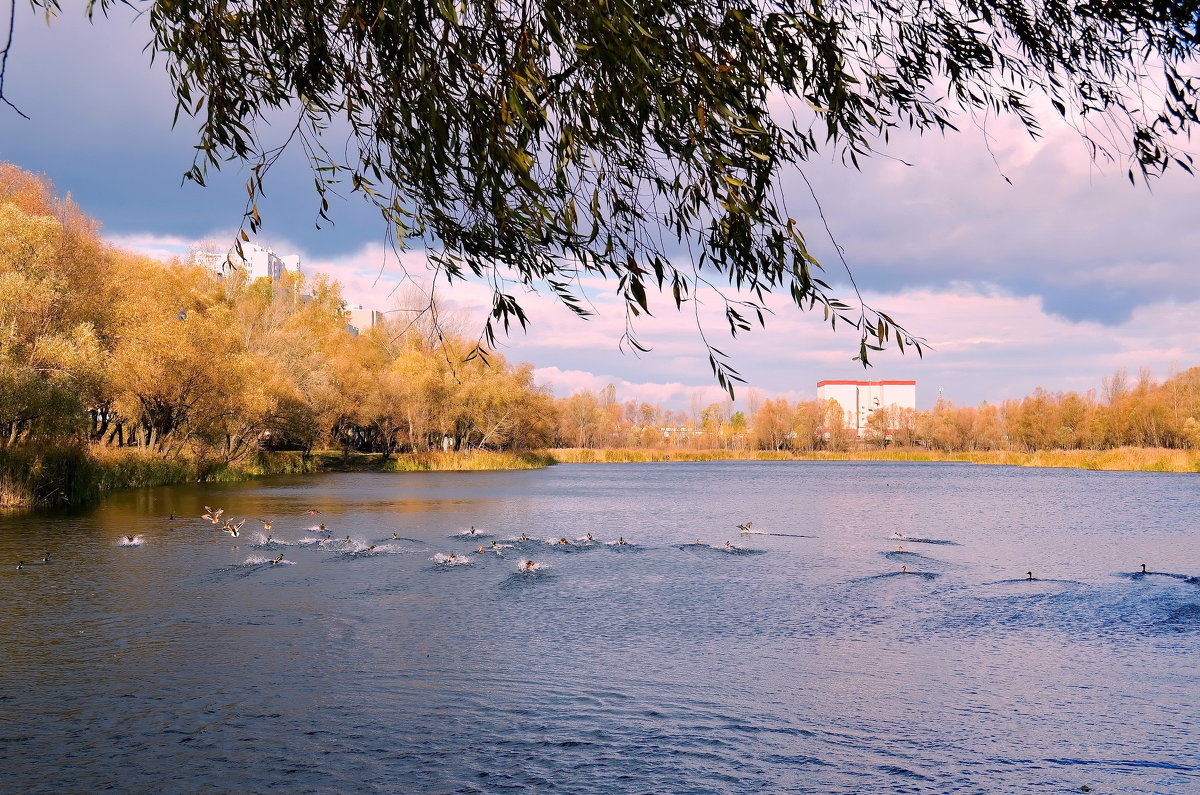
(1, 462), (1198, 793)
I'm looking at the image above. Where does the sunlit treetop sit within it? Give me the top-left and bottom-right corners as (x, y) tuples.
(9, 0), (1200, 394)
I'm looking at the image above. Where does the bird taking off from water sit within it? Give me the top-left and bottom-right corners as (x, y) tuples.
(305, 508), (320, 515)
(202, 506), (224, 523)
(737, 522), (753, 534)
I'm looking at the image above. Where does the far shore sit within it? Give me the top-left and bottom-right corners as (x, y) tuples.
(4, 444), (1196, 511)
(542, 446), (1200, 474)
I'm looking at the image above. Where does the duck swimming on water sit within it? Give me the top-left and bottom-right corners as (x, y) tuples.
(1141, 563), (1149, 574)
(737, 522), (753, 534)
(1026, 571), (1037, 581)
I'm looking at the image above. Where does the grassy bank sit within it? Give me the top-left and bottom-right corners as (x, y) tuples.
(0, 446), (555, 509)
(542, 446), (1200, 473)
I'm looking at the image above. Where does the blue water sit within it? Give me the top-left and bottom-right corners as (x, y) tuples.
(2, 461), (1198, 793)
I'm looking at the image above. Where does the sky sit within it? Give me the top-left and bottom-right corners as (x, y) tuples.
(1, 6), (1198, 411)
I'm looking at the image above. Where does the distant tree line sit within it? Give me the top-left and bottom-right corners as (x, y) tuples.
(4, 164), (1198, 464)
(555, 367), (1200, 453)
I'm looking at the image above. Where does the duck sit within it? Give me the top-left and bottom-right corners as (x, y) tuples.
(258, 519), (273, 531)
(41, 552), (50, 563)
(1026, 571), (1037, 581)
(16, 561), (24, 570)
(1140, 563), (1149, 574)
(305, 508), (320, 515)
(270, 553), (285, 565)
(223, 519), (244, 537)
(202, 506), (224, 523)
(737, 521), (753, 534)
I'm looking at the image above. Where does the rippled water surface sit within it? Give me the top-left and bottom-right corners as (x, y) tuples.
(2, 462), (1198, 793)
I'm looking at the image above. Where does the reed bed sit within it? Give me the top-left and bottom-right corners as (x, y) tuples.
(381, 450), (556, 472)
(542, 447), (1200, 473)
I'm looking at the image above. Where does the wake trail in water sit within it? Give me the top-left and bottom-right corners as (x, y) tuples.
(432, 553), (474, 567)
(116, 536), (146, 547)
(882, 550), (944, 565)
(677, 543), (767, 556)
(243, 555), (295, 566)
(889, 533), (960, 546)
(853, 570), (939, 582)
(544, 538), (601, 552)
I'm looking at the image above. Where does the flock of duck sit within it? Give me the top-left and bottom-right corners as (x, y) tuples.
(11, 513), (1198, 586)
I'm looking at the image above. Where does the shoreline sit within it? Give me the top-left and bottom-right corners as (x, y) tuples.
(541, 447), (1200, 473)
(4, 444), (1195, 511)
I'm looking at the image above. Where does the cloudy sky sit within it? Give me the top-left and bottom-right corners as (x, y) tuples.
(1, 7), (1197, 410)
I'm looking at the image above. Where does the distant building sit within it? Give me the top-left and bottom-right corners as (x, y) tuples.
(345, 305), (384, 336)
(816, 380), (916, 437)
(192, 242), (301, 282)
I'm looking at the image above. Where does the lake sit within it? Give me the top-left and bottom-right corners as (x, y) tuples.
(1, 461), (1197, 793)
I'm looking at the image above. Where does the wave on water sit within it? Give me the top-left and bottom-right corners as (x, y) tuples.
(453, 529), (491, 539)
(1118, 570), (1200, 586)
(329, 542), (415, 558)
(433, 553), (473, 566)
(379, 536), (424, 544)
(516, 559), (547, 572)
(889, 533), (960, 546)
(676, 543), (766, 556)
(1159, 603), (1200, 630)
(605, 541), (641, 551)
(242, 556), (294, 566)
(854, 570), (940, 582)
(544, 538), (600, 552)
(116, 536), (145, 547)
(719, 545), (768, 556)
(252, 532), (302, 548)
(500, 561), (552, 588)
(882, 550), (943, 564)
